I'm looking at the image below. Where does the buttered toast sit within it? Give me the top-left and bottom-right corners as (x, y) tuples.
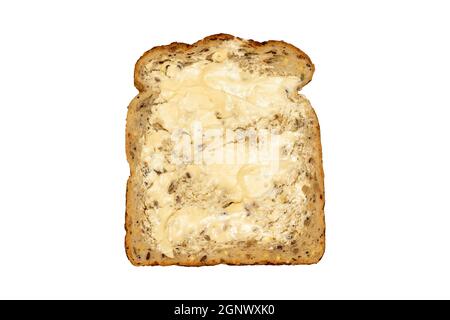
(125, 34), (325, 266)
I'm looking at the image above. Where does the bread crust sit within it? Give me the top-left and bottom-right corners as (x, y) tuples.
(125, 34), (324, 266)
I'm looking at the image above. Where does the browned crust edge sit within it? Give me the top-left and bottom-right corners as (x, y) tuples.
(125, 34), (324, 267)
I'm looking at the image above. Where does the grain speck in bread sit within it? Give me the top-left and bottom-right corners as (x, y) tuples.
(125, 34), (325, 266)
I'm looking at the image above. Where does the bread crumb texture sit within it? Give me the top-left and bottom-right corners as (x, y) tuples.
(125, 34), (325, 266)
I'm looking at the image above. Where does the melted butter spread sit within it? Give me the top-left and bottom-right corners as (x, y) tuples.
(154, 60), (299, 129)
(143, 51), (304, 257)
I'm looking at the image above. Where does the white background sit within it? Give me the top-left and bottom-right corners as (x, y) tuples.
(0, 0), (449, 299)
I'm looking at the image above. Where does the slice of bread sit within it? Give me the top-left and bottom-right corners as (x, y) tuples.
(125, 34), (325, 266)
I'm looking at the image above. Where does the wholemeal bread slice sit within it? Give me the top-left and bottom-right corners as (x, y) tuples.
(125, 34), (325, 266)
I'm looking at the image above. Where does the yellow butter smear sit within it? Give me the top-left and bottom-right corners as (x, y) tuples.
(143, 47), (303, 257)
